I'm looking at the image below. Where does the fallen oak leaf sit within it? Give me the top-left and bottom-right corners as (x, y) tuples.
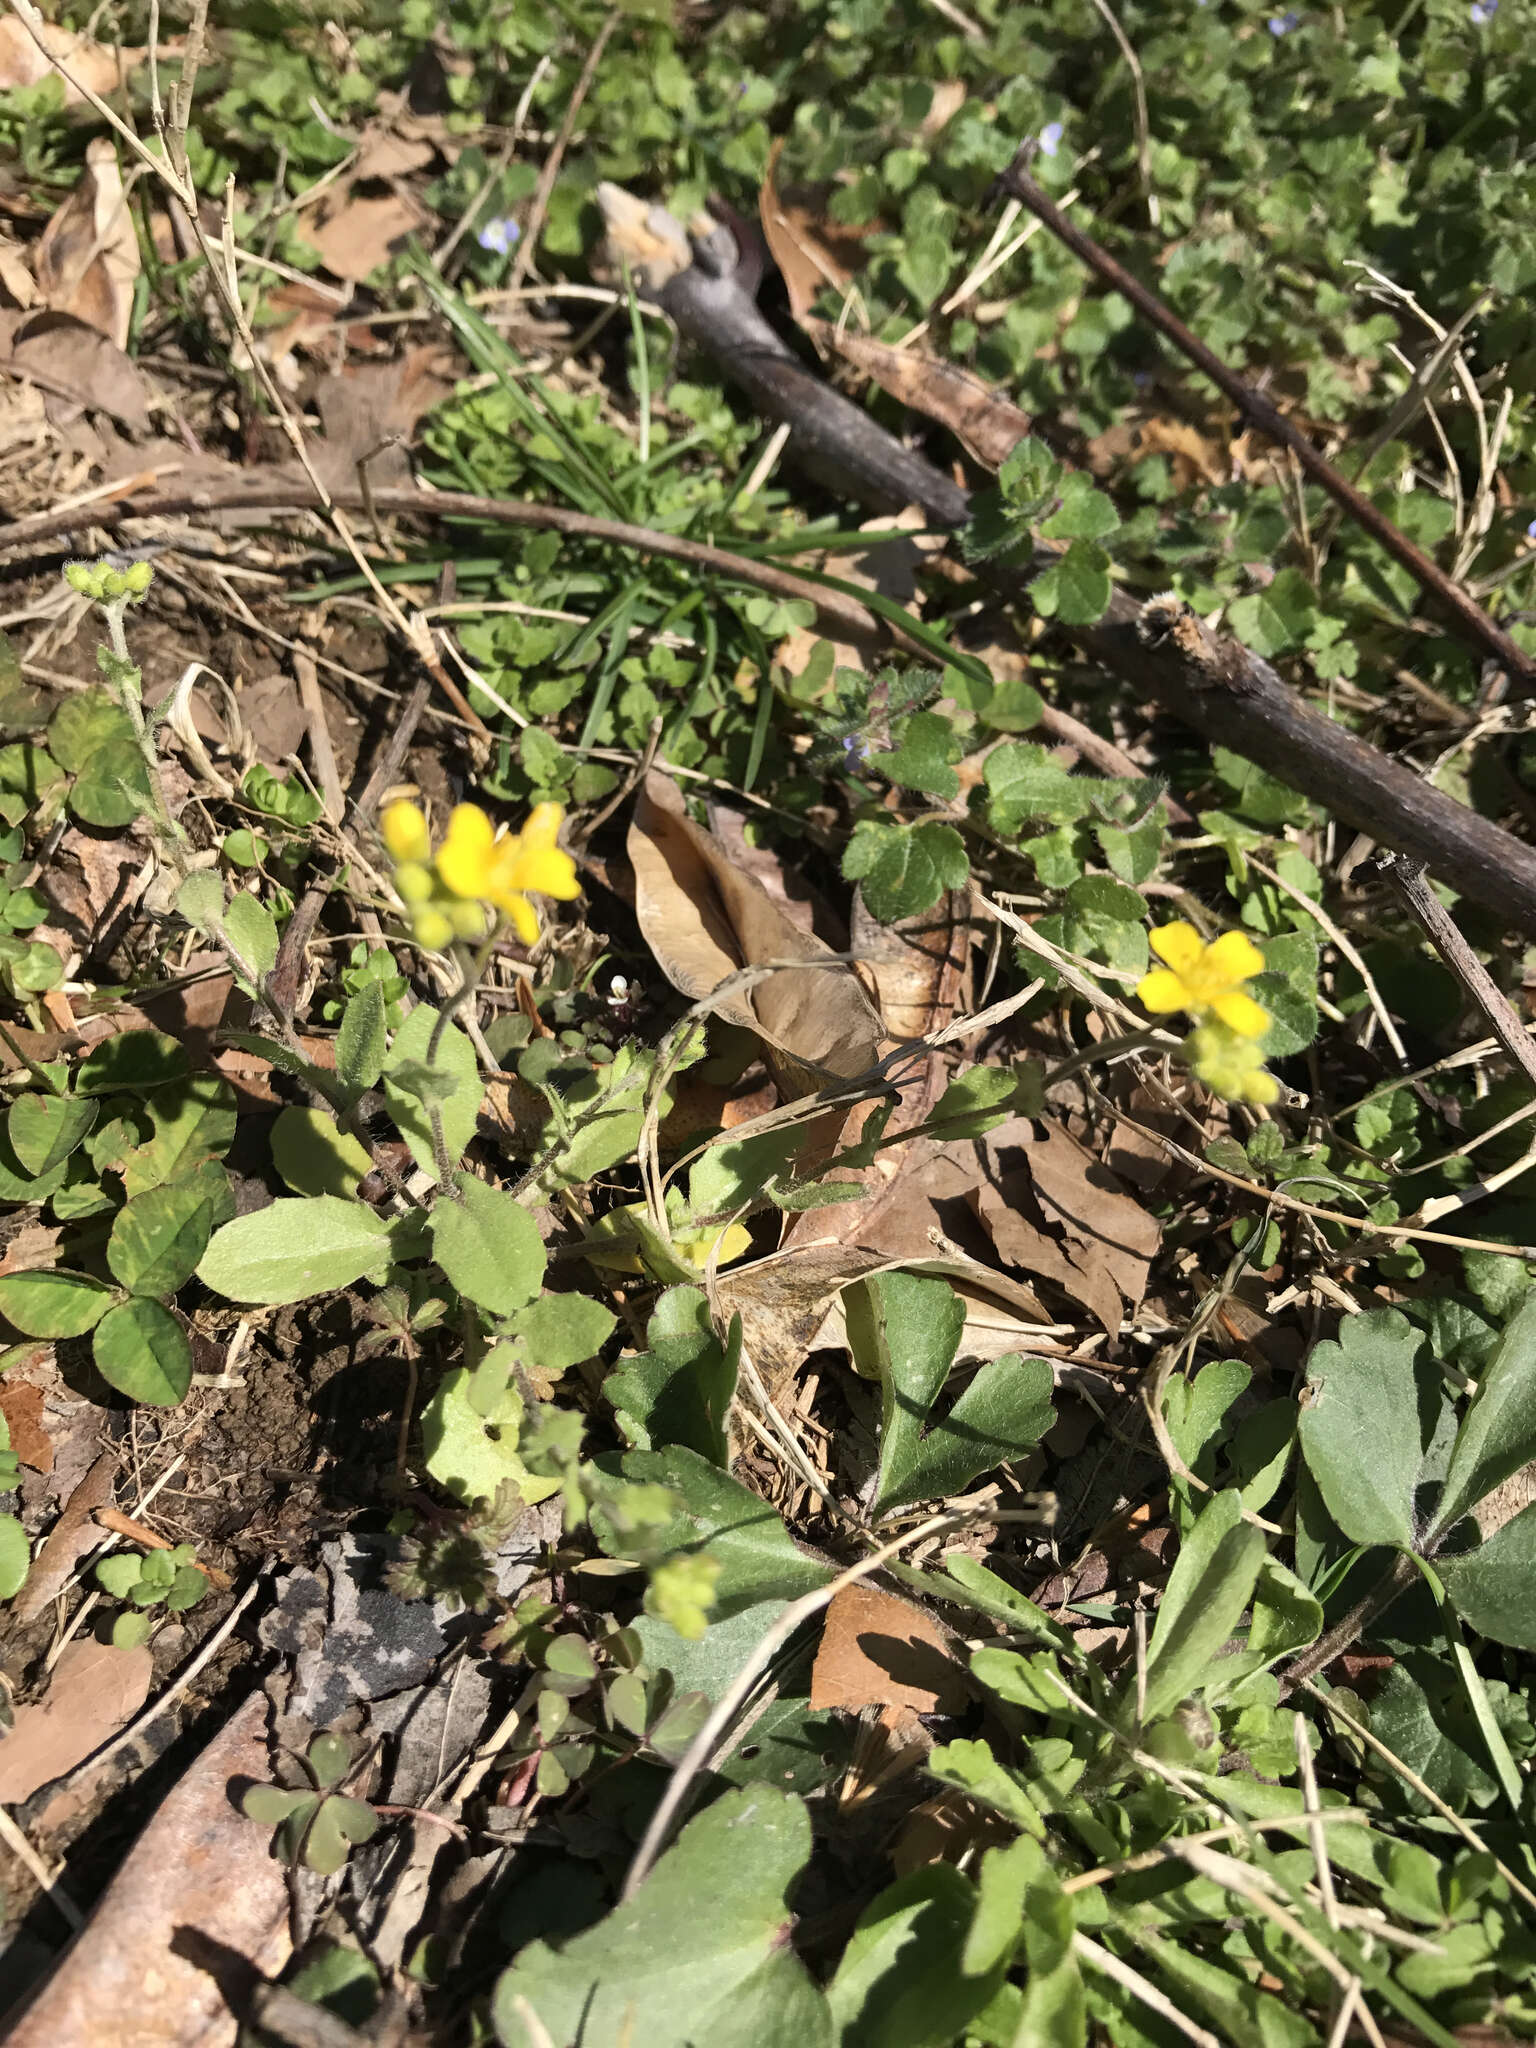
(12, 1447), (115, 1621)
(0, 1636), (151, 1805)
(802, 318), (1033, 473)
(628, 769), (884, 1101)
(32, 135), (139, 350)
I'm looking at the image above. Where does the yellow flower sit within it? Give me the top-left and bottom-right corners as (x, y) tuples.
(436, 802), (580, 947)
(1187, 1023), (1280, 1107)
(1137, 921), (1270, 1039)
(379, 798), (580, 951)
(381, 800), (432, 864)
(584, 1202), (753, 1276)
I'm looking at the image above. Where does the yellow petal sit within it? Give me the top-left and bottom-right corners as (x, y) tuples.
(438, 804), (498, 900)
(1148, 921), (1204, 975)
(504, 893), (541, 946)
(1204, 930), (1266, 986)
(1212, 989), (1271, 1039)
(514, 844), (581, 900)
(1241, 1068), (1280, 1106)
(521, 802), (566, 852)
(381, 800), (431, 863)
(1137, 967), (1192, 1014)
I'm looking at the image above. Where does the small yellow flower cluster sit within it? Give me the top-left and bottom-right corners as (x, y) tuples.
(1136, 921), (1278, 1107)
(381, 799), (579, 953)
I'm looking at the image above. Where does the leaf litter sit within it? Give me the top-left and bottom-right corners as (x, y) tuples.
(0, 12), (1534, 2046)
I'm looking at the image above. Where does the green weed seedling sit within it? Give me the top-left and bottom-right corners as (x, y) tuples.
(242, 1731), (380, 1878)
(94, 1544), (209, 1649)
(0, 1030), (238, 1407)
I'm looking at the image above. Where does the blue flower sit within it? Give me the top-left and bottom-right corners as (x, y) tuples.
(841, 733), (868, 769)
(1039, 120), (1065, 158)
(1471, 0), (1496, 21)
(1525, 517), (1536, 540)
(1267, 9), (1299, 31)
(477, 217), (521, 258)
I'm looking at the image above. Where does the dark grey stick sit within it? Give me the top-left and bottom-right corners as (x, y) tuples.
(1381, 853), (1536, 1092)
(624, 201), (1536, 940)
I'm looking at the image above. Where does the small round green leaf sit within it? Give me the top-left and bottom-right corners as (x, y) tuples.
(92, 1298), (192, 1405)
(76, 1031), (191, 1096)
(0, 1512), (28, 1600)
(0, 1269), (115, 1338)
(95, 1553), (144, 1599)
(111, 1608), (153, 1648)
(107, 1180), (217, 1296)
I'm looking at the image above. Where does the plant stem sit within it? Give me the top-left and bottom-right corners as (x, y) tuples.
(99, 600), (186, 858)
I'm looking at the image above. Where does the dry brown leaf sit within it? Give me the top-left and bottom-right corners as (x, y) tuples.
(921, 79), (967, 140)
(720, 1239), (1051, 1402)
(13, 1447), (114, 1620)
(0, 1377), (50, 1472)
(0, 1636), (150, 1804)
(2, 308), (151, 431)
(1026, 1120), (1160, 1315)
(32, 137), (139, 350)
(1086, 414), (1228, 491)
(7, 1691), (289, 2048)
(232, 670), (308, 760)
(0, 18), (162, 102)
(350, 123), (435, 183)
(890, 1789), (1015, 1876)
(704, 800), (835, 943)
(0, 233), (33, 310)
(974, 1167), (1119, 1336)
(298, 187), (430, 284)
(0, 1222), (60, 1276)
(629, 769), (883, 1095)
(811, 1581), (969, 1715)
(972, 1117), (1158, 1337)
(312, 345), (456, 492)
(803, 319), (1031, 472)
(759, 142), (874, 326)
(718, 1243), (894, 1395)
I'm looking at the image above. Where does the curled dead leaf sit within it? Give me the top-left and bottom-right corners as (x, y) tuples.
(32, 136), (139, 351)
(802, 319), (1032, 473)
(0, 18), (164, 103)
(759, 141), (876, 327)
(628, 769), (883, 1096)
(2, 308), (152, 431)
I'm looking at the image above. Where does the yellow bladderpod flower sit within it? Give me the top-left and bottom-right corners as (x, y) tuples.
(381, 799), (579, 951)
(1187, 1022), (1280, 1107)
(1137, 920), (1271, 1038)
(435, 802), (580, 946)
